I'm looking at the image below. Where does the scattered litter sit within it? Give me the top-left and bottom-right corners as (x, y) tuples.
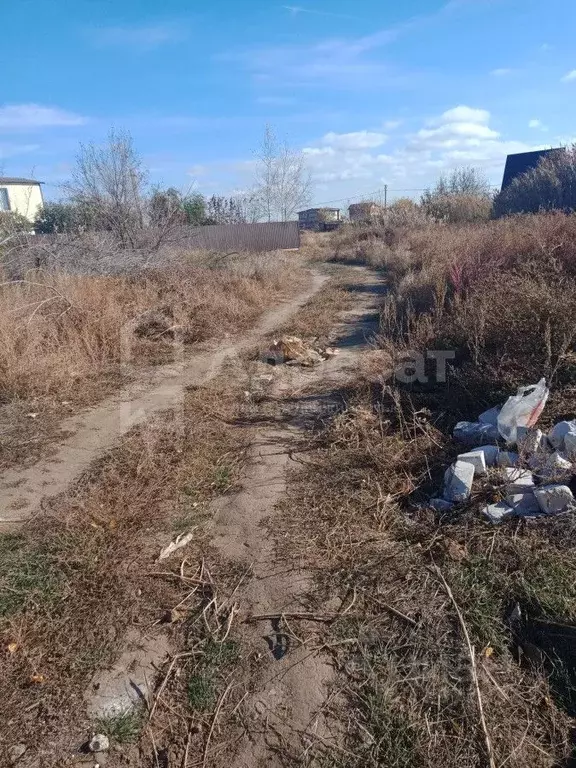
(429, 379), (576, 525)
(453, 421), (499, 446)
(26, 413), (38, 419)
(506, 492), (541, 515)
(264, 336), (332, 367)
(475, 445), (500, 466)
(89, 734), (110, 753)
(548, 420), (576, 450)
(497, 451), (519, 468)
(517, 427), (545, 455)
(483, 501), (515, 525)
(538, 452), (573, 483)
(457, 450), (487, 476)
(158, 529), (196, 561)
(504, 468), (535, 495)
(478, 406), (500, 427)
(497, 378), (549, 444)
(534, 484), (574, 515)
(443, 460), (474, 503)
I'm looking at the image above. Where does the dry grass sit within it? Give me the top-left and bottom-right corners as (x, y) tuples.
(269, 213), (576, 766)
(0, 250), (305, 468)
(0, 372), (249, 765)
(273, 269), (359, 341)
(278, 384), (576, 767)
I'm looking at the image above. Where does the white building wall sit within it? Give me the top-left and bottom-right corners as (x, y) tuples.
(1, 184), (44, 222)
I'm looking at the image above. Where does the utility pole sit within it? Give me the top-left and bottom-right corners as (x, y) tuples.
(384, 184), (388, 209)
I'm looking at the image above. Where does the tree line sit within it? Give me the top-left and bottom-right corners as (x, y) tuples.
(25, 125), (311, 244)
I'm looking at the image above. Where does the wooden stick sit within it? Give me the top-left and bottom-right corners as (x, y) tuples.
(372, 597), (417, 627)
(434, 566), (496, 768)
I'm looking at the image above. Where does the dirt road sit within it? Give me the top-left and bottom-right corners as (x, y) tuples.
(208, 267), (385, 766)
(0, 272), (327, 523)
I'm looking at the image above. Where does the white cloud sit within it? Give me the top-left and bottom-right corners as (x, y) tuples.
(491, 68), (513, 77)
(409, 106), (498, 151)
(321, 130), (388, 150)
(225, 28), (417, 90)
(383, 120), (402, 130)
(436, 105), (490, 125)
(282, 5), (361, 20)
(528, 118), (548, 131)
(300, 105), (540, 196)
(0, 104), (86, 130)
(91, 23), (186, 49)
(562, 70), (576, 82)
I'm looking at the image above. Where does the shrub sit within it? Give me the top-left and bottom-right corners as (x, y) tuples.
(421, 166), (492, 223)
(494, 145), (576, 217)
(421, 192), (492, 223)
(34, 202), (85, 234)
(0, 211), (30, 237)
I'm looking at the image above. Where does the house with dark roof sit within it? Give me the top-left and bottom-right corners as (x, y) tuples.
(298, 207), (341, 231)
(0, 177), (44, 222)
(501, 149), (564, 191)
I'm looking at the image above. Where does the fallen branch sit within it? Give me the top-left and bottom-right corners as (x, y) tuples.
(372, 597), (417, 627)
(434, 565), (496, 768)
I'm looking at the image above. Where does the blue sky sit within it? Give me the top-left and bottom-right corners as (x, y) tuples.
(2, 0), (576, 205)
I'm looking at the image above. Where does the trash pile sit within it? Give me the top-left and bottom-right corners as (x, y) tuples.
(264, 336), (339, 367)
(429, 378), (576, 523)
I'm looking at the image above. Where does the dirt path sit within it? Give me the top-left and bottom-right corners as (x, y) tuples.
(0, 273), (327, 524)
(209, 266), (385, 766)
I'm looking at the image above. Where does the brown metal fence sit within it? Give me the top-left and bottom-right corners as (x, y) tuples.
(186, 221), (300, 252)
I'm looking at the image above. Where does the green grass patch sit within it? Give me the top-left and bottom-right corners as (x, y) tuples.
(95, 709), (143, 744)
(187, 674), (216, 711)
(187, 639), (239, 713)
(0, 533), (64, 618)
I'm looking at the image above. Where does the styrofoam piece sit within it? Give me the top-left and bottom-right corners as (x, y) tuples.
(504, 468), (535, 495)
(457, 450), (488, 476)
(478, 406), (500, 427)
(475, 445), (500, 467)
(548, 421), (576, 450)
(443, 460), (474, 503)
(534, 484), (574, 514)
(516, 427), (544, 455)
(483, 501), (515, 524)
(453, 421), (500, 446)
(539, 451), (573, 483)
(497, 451), (519, 468)
(506, 492), (541, 515)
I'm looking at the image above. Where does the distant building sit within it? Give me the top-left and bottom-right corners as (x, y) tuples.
(501, 149), (564, 190)
(348, 201), (385, 222)
(298, 207), (341, 231)
(0, 177), (44, 222)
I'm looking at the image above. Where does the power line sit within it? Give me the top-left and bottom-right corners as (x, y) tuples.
(313, 186), (427, 207)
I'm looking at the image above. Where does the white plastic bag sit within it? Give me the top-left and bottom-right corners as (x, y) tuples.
(497, 378), (549, 445)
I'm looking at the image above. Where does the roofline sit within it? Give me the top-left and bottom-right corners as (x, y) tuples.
(0, 178), (43, 185)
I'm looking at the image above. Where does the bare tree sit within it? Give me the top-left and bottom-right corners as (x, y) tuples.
(64, 129), (148, 248)
(253, 125), (311, 222)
